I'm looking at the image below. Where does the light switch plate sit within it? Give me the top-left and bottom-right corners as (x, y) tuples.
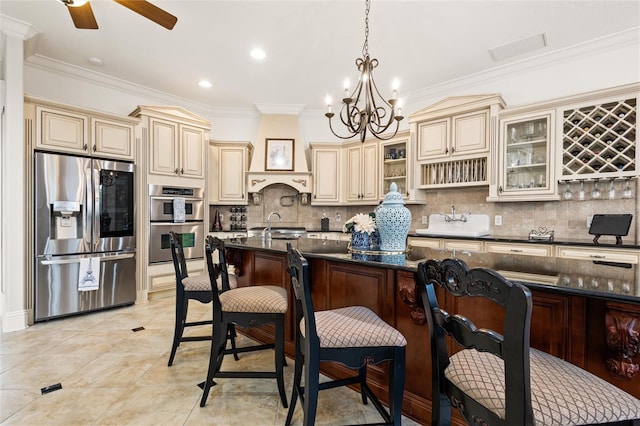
(421, 215), (428, 224)
(494, 215), (503, 226)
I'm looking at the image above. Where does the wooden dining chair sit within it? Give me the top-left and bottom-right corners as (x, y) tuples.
(167, 231), (238, 366)
(417, 257), (640, 426)
(200, 236), (288, 408)
(286, 243), (407, 425)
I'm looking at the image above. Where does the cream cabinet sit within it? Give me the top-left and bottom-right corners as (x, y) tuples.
(91, 117), (135, 160)
(310, 143), (341, 205)
(30, 103), (136, 161)
(209, 141), (252, 204)
(149, 118), (205, 178)
(409, 94), (505, 189)
(556, 246), (640, 264)
(415, 110), (489, 160)
(130, 105), (211, 181)
(485, 242), (553, 257)
(488, 110), (558, 202)
(345, 140), (378, 202)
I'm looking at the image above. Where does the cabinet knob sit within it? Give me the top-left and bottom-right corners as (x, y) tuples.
(180, 168), (184, 175)
(499, 186), (503, 193)
(83, 144), (88, 151)
(451, 147), (455, 153)
(174, 168), (179, 175)
(93, 144), (97, 152)
(445, 148), (448, 154)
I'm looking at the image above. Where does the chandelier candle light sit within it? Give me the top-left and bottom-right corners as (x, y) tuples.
(325, 0), (404, 142)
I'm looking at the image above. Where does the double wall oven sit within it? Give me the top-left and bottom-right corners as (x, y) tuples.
(149, 185), (205, 264)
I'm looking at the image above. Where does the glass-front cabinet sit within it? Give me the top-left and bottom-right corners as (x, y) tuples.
(490, 110), (558, 201)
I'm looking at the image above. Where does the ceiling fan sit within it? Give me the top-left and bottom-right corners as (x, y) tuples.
(59, 0), (177, 30)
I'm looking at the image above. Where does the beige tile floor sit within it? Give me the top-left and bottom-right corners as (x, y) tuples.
(0, 297), (421, 425)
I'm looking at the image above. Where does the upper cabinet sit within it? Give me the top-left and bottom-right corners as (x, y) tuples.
(25, 99), (137, 161)
(344, 140), (379, 203)
(488, 110), (557, 202)
(379, 130), (425, 203)
(148, 118), (206, 178)
(130, 105), (211, 181)
(310, 143), (341, 205)
(209, 141), (253, 204)
(409, 94), (505, 188)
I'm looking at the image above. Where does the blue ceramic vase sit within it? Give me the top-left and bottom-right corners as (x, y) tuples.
(351, 230), (380, 250)
(376, 182), (411, 251)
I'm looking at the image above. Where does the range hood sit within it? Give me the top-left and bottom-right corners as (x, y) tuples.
(246, 112), (311, 194)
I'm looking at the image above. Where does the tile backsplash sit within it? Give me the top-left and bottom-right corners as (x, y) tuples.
(211, 180), (639, 244)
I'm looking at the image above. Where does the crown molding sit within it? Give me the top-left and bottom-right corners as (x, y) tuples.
(254, 103), (306, 115)
(23, 54), (259, 120)
(407, 27), (639, 108)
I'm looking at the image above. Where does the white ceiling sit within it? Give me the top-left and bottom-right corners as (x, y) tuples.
(2, 0), (639, 113)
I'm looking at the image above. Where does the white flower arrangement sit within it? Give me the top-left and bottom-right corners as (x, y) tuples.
(343, 213), (377, 235)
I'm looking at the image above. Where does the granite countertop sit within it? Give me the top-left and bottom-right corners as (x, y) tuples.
(223, 237), (640, 304)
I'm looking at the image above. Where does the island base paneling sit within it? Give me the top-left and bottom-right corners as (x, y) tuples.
(227, 245), (640, 425)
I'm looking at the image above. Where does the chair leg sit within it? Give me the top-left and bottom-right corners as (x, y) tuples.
(303, 355), (320, 426)
(227, 324), (239, 361)
(200, 320), (228, 407)
(389, 347), (406, 425)
(285, 348), (304, 426)
(275, 314), (288, 408)
(358, 365), (368, 405)
(168, 292), (186, 367)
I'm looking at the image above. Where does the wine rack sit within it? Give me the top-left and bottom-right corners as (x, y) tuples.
(562, 98), (636, 178)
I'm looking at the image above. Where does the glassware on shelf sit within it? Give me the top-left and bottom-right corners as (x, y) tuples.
(591, 180), (601, 199)
(563, 181), (573, 200)
(578, 180), (586, 201)
(608, 179), (616, 200)
(622, 179), (633, 199)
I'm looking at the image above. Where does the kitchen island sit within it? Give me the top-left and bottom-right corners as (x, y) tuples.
(222, 236), (640, 425)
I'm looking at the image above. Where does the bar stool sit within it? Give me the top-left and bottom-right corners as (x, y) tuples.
(167, 231), (238, 366)
(286, 243), (407, 425)
(200, 236), (288, 408)
(417, 258), (640, 426)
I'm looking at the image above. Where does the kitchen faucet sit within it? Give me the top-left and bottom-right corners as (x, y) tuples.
(444, 205), (470, 223)
(263, 211), (282, 239)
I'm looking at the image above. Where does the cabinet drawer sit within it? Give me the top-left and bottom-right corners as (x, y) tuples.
(443, 239), (484, 252)
(408, 237), (441, 249)
(556, 246), (640, 264)
(486, 242), (553, 257)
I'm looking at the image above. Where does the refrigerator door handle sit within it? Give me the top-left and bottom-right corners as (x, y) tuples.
(84, 170), (92, 246)
(39, 252), (135, 265)
(92, 166), (100, 246)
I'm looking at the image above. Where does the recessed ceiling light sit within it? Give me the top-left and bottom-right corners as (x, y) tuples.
(199, 80), (212, 88)
(250, 48), (266, 60)
(88, 57), (103, 66)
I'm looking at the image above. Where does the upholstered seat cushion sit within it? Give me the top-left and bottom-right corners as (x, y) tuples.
(219, 285), (287, 313)
(446, 348), (640, 425)
(301, 306), (407, 348)
(183, 273), (238, 292)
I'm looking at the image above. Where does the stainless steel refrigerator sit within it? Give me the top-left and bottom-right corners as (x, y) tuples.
(34, 152), (137, 321)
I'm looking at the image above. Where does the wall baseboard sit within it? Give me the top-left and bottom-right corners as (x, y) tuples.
(2, 309), (29, 332)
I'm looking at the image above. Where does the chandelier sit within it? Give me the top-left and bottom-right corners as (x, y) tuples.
(325, 0), (404, 142)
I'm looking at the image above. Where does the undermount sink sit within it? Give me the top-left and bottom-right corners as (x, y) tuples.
(247, 227), (307, 239)
(415, 214), (490, 238)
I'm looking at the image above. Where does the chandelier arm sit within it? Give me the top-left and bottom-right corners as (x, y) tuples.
(327, 115), (360, 140)
(340, 102), (364, 135)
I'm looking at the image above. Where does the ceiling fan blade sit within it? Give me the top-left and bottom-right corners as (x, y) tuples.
(67, 2), (99, 29)
(114, 0), (178, 30)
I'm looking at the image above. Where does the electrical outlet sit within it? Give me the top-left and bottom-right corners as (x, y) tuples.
(587, 215), (593, 228)
(494, 215), (503, 226)
(421, 215), (428, 224)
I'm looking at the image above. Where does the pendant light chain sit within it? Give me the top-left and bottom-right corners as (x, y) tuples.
(324, 0), (404, 142)
(362, 0), (370, 58)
